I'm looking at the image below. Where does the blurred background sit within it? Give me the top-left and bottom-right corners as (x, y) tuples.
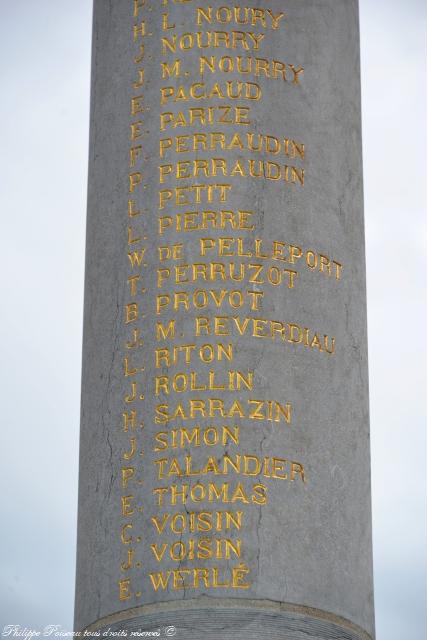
(0, 1), (426, 637)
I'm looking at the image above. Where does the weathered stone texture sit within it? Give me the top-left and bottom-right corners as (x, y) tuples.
(75, 2), (375, 638)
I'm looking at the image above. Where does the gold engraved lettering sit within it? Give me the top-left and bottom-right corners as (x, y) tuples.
(162, 60), (182, 78)
(125, 302), (139, 324)
(195, 316), (336, 354)
(129, 146), (143, 168)
(121, 548), (135, 571)
(121, 523), (133, 545)
(150, 537), (241, 562)
(128, 200), (142, 217)
(131, 95), (145, 116)
(130, 121), (144, 141)
(158, 243), (183, 261)
(154, 425), (239, 451)
(159, 184), (232, 209)
(128, 247), (147, 269)
(129, 172), (143, 192)
(159, 132), (304, 160)
(155, 343), (233, 366)
(162, 12), (175, 30)
(160, 106), (250, 131)
(153, 454), (305, 481)
(154, 398), (292, 424)
(118, 578), (132, 600)
(133, 21), (146, 42)
(123, 437), (137, 460)
(160, 81), (261, 105)
(162, 31), (265, 53)
(196, 7), (285, 30)
(150, 510), (243, 534)
(200, 55), (303, 85)
(122, 467), (135, 489)
(157, 262), (298, 289)
(154, 370), (253, 395)
(159, 157), (304, 185)
(122, 495), (135, 517)
(158, 209), (254, 234)
(156, 319), (176, 341)
(133, 0), (145, 19)
(156, 289), (264, 314)
(152, 481), (267, 507)
(123, 411), (137, 432)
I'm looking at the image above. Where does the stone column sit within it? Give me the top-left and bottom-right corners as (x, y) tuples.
(75, 1), (375, 639)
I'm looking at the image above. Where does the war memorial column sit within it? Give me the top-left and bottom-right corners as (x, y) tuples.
(75, 2), (375, 638)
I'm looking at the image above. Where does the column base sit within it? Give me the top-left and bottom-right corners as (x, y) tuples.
(83, 597), (373, 640)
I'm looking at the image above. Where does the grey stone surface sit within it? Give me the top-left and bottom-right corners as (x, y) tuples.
(75, 0), (375, 638)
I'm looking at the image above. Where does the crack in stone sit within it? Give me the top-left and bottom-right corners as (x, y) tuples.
(255, 432), (268, 581)
(175, 448), (192, 600)
(100, 297), (120, 499)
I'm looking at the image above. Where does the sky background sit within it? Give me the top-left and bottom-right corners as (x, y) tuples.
(0, 1), (426, 637)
